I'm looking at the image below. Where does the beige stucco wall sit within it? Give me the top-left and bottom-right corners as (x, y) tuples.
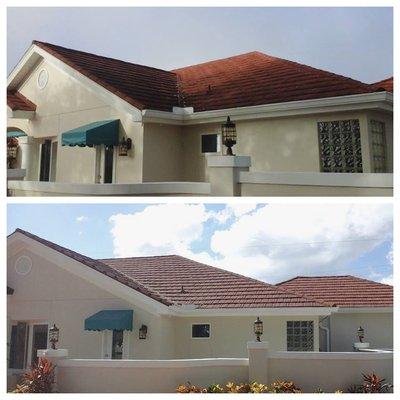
(330, 312), (393, 352)
(181, 111), (380, 182)
(142, 123), (184, 182)
(240, 183), (393, 197)
(7, 58), (144, 184)
(172, 315), (320, 358)
(7, 248), (170, 361)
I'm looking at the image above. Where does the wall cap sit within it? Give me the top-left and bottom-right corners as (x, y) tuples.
(247, 341), (269, 350)
(207, 155), (251, 168)
(37, 348), (69, 358)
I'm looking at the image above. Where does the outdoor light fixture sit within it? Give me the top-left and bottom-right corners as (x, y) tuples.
(221, 116), (237, 155)
(49, 324), (60, 349)
(254, 317), (263, 342)
(139, 324), (148, 340)
(118, 137), (132, 156)
(357, 326), (365, 343)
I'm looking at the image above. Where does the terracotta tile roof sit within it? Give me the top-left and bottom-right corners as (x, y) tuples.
(173, 52), (377, 111)
(370, 77), (393, 93)
(99, 255), (326, 309)
(7, 90), (36, 111)
(31, 41), (381, 113)
(277, 275), (393, 308)
(33, 41), (180, 112)
(12, 229), (326, 309)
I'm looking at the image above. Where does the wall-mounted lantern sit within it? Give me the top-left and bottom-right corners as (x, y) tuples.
(118, 137), (132, 156)
(254, 317), (263, 342)
(357, 326), (365, 343)
(221, 116), (237, 155)
(139, 324), (148, 340)
(49, 324), (60, 349)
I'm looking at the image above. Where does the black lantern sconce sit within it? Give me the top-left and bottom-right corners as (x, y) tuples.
(254, 317), (263, 342)
(357, 326), (364, 343)
(139, 324), (148, 340)
(221, 116), (237, 155)
(118, 137), (132, 156)
(49, 324), (60, 349)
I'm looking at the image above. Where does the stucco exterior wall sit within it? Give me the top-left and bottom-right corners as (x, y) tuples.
(172, 315), (320, 358)
(7, 58), (144, 184)
(330, 312), (393, 352)
(7, 249), (170, 361)
(181, 111), (388, 181)
(142, 123), (184, 182)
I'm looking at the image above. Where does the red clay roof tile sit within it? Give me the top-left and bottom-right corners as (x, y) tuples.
(277, 276), (393, 308)
(370, 77), (393, 93)
(7, 90), (36, 111)
(31, 41), (382, 113)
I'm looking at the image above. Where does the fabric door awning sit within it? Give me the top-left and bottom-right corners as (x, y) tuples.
(61, 119), (120, 147)
(84, 309), (133, 331)
(7, 131), (27, 138)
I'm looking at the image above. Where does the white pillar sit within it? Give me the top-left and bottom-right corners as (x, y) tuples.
(206, 155), (251, 196)
(18, 136), (39, 180)
(37, 349), (68, 392)
(247, 341), (269, 384)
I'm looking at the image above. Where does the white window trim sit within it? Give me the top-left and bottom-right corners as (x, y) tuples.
(200, 133), (222, 156)
(191, 323), (211, 339)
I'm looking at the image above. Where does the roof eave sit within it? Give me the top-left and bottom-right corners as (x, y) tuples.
(142, 91), (393, 125)
(169, 306), (337, 317)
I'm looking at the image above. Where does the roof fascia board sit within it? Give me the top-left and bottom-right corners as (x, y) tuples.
(335, 307), (393, 314)
(168, 306), (336, 317)
(142, 92), (393, 125)
(8, 45), (143, 122)
(7, 232), (170, 316)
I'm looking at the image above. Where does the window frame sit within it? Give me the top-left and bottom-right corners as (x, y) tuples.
(200, 133), (221, 155)
(369, 119), (387, 173)
(191, 323), (211, 339)
(286, 320), (314, 352)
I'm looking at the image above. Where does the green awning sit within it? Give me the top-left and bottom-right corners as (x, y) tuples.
(84, 310), (133, 331)
(61, 119), (119, 147)
(7, 131), (27, 138)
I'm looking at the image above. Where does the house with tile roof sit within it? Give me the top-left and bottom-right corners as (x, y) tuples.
(7, 229), (393, 372)
(7, 41), (393, 196)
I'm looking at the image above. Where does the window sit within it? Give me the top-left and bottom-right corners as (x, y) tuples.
(318, 119), (363, 173)
(192, 324), (210, 338)
(201, 134), (219, 153)
(287, 321), (314, 351)
(370, 120), (387, 173)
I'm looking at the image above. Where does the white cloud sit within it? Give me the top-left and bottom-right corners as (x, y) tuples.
(76, 216), (88, 222)
(210, 204), (392, 282)
(109, 204), (392, 284)
(109, 204), (212, 258)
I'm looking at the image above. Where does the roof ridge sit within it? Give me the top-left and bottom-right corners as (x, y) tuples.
(11, 228), (175, 306)
(171, 51), (264, 72)
(33, 40), (175, 76)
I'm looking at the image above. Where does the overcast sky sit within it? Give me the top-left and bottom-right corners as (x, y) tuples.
(8, 203), (393, 285)
(7, 7), (392, 83)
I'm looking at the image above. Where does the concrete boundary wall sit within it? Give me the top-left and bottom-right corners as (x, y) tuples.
(51, 344), (393, 393)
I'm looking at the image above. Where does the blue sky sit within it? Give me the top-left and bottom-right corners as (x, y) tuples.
(7, 7), (392, 83)
(8, 203), (393, 285)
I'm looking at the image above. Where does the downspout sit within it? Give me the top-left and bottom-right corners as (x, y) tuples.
(319, 316), (330, 352)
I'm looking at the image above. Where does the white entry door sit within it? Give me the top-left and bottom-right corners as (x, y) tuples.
(102, 330), (129, 359)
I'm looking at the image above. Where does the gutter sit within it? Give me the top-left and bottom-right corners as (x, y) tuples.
(142, 92), (393, 125)
(319, 316), (331, 352)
